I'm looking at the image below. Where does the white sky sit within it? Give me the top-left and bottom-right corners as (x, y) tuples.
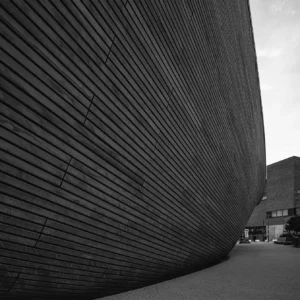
(250, 0), (300, 165)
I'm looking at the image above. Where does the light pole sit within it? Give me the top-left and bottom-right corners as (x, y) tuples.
(266, 213), (270, 243)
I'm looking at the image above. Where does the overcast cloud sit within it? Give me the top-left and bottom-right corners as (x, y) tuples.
(250, 0), (300, 165)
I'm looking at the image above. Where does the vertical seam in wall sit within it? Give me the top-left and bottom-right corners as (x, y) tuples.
(118, 218), (130, 244)
(84, 94), (95, 124)
(101, 264), (112, 279)
(8, 272), (20, 293)
(165, 87), (173, 113)
(152, 135), (160, 156)
(139, 174), (146, 195)
(34, 217), (48, 248)
(60, 156), (73, 187)
(105, 36), (116, 65)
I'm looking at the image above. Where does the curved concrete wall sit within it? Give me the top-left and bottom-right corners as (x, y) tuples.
(0, 0), (265, 299)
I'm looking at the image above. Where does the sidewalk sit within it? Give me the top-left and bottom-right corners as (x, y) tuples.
(97, 243), (300, 300)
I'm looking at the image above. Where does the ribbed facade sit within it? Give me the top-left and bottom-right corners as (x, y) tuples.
(0, 0), (265, 299)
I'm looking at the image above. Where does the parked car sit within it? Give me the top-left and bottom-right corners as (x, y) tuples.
(274, 233), (294, 245)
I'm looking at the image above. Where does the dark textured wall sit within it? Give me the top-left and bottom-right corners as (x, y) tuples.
(0, 0), (265, 299)
(246, 197), (267, 228)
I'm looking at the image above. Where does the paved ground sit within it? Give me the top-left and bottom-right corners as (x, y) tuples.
(97, 243), (300, 300)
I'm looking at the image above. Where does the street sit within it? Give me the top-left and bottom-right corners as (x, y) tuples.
(97, 243), (300, 300)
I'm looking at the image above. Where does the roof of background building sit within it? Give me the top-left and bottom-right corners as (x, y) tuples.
(267, 156), (300, 168)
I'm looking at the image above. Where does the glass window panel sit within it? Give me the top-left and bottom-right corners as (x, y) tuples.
(282, 209), (288, 216)
(277, 210), (283, 217)
(272, 211), (276, 217)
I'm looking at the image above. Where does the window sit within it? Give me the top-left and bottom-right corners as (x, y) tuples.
(268, 209), (289, 218)
(296, 208), (300, 216)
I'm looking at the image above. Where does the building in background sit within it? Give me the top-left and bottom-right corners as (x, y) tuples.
(247, 156), (300, 241)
